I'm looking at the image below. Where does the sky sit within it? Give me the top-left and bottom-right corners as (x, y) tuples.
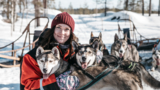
(54, 0), (159, 10)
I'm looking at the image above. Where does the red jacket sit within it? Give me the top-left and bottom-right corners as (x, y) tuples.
(20, 46), (75, 90)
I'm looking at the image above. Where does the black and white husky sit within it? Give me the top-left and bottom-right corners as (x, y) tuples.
(151, 49), (160, 71)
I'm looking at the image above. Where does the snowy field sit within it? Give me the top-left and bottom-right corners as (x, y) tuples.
(0, 9), (160, 90)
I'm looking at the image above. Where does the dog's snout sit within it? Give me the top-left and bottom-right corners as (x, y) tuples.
(43, 68), (47, 73)
(120, 50), (123, 53)
(82, 57), (86, 61)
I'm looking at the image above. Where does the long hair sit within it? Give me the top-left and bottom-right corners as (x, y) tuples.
(38, 26), (74, 57)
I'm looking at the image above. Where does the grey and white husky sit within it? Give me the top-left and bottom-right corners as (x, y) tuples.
(36, 46), (68, 79)
(111, 33), (140, 62)
(151, 48), (160, 71)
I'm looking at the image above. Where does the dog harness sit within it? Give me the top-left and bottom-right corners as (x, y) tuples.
(78, 65), (120, 90)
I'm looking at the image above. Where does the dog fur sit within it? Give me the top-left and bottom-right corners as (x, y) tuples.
(36, 44), (160, 90)
(36, 46), (68, 79)
(151, 48), (160, 71)
(111, 33), (140, 62)
(71, 43), (160, 90)
(90, 32), (109, 55)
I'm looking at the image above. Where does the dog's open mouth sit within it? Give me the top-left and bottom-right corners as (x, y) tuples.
(81, 60), (91, 69)
(119, 53), (123, 58)
(155, 58), (160, 65)
(43, 68), (54, 79)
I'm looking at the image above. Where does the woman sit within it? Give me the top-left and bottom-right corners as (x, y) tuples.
(20, 12), (79, 90)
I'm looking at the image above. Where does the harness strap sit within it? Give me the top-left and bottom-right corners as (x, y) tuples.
(73, 64), (95, 80)
(101, 59), (109, 66)
(79, 68), (114, 90)
(128, 62), (136, 71)
(78, 55), (120, 90)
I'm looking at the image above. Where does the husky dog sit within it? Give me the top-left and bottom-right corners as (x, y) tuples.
(36, 46), (68, 79)
(111, 33), (140, 62)
(72, 42), (160, 90)
(151, 48), (160, 71)
(89, 32), (109, 55)
(36, 44), (160, 90)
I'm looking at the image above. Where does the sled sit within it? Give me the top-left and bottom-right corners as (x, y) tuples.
(0, 17), (49, 68)
(117, 19), (160, 51)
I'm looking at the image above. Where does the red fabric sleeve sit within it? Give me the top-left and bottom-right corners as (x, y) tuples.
(21, 54), (57, 90)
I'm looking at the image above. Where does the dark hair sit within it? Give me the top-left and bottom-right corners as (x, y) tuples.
(38, 26), (74, 57)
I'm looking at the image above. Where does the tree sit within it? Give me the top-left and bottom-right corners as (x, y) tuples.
(93, 0), (101, 16)
(7, 0), (11, 19)
(149, 0), (151, 16)
(20, 0), (26, 32)
(158, 0), (160, 16)
(18, 0), (23, 13)
(33, 0), (42, 27)
(68, 2), (74, 14)
(124, 0), (129, 10)
(47, 0), (56, 9)
(43, 0), (47, 16)
(79, 5), (83, 14)
(117, 0), (123, 9)
(58, 1), (63, 12)
(104, 0), (107, 16)
(135, 1), (142, 13)
(141, 0), (144, 15)
(83, 2), (89, 14)
(26, 0), (28, 9)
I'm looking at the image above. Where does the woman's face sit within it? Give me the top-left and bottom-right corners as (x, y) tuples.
(54, 24), (71, 44)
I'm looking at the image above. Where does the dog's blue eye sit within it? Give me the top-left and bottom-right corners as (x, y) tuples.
(79, 51), (83, 55)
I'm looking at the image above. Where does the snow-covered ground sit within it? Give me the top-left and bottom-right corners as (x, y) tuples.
(0, 9), (160, 90)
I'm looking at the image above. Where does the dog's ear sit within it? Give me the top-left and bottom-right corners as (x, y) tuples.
(36, 46), (44, 57)
(124, 33), (128, 42)
(92, 41), (99, 50)
(99, 32), (102, 40)
(51, 47), (60, 59)
(114, 33), (119, 42)
(91, 31), (94, 38)
(152, 48), (155, 53)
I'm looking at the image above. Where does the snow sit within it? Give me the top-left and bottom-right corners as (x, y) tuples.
(0, 9), (160, 90)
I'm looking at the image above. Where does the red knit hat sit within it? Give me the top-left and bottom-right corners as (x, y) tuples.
(51, 12), (75, 32)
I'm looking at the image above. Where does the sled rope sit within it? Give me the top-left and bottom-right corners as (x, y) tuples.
(79, 65), (120, 90)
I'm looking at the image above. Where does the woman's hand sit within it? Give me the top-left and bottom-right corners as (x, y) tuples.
(56, 71), (79, 90)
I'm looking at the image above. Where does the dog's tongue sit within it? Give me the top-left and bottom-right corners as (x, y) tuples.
(156, 59), (160, 65)
(81, 62), (87, 69)
(119, 54), (123, 58)
(43, 74), (49, 79)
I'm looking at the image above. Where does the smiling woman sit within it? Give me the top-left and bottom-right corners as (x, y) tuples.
(20, 12), (79, 90)
(54, 24), (71, 44)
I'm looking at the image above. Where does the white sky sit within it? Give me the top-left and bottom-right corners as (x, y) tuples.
(55, 0), (159, 10)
